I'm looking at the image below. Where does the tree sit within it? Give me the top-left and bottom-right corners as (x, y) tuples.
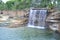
(5, 1), (15, 10)
(0, 1), (5, 10)
(9, 0), (31, 10)
(0, 0), (60, 10)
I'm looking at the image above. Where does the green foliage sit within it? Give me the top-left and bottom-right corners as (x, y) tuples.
(0, 0), (60, 10)
(47, 3), (56, 9)
(40, 0), (51, 8)
(5, 1), (15, 10)
(0, 0), (30, 10)
(6, 0), (31, 10)
(0, 1), (5, 10)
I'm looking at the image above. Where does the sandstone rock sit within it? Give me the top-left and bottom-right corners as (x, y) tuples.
(46, 11), (60, 32)
(9, 18), (28, 28)
(46, 11), (60, 22)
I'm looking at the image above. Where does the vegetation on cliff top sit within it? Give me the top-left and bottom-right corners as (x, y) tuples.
(0, 0), (60, 10)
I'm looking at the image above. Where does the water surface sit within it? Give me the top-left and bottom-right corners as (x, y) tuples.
(0, 27), (56, 40)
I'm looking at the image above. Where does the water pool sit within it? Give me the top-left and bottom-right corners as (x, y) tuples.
(0, 27), (56, 40)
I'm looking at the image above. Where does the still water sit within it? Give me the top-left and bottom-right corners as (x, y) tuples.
(0, 27), (57, 40)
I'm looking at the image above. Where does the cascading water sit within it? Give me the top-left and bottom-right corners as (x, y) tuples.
(28, 9), (47, 29)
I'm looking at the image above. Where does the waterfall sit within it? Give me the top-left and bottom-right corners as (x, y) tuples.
(28, 9), (47, 29)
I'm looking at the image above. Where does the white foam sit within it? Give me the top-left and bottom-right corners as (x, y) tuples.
(28, 25), (45, 29)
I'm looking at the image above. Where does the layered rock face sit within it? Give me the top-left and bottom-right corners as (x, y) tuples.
(0, 10), (29, 28)
(46, 10), (60, 32)
(46, 11), (60, 22)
